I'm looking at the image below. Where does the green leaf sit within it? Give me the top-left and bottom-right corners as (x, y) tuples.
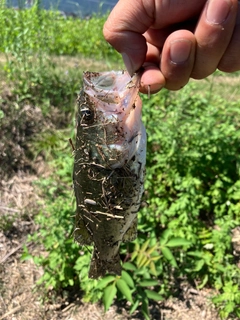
(197, 274), (209, 289)
(103, 283), (117, 311)
(146, 244), (158, 255)
(166, 237), (191, 247)
(138, 255), (149, 268)
(21, 252), (32, 261)
(96, 275), (116, 290)
(225, 301), (235, 314)
(140, 239), (150, 252)
(123, 262), (137, 271)
(139, 280), (159, 287)
(68, 279), (74, 286)
(141, 295), (150, 320)
(134, 241), (140, 252)
(116, 278), (133, 303)
(161, 247), (178, 268)
(136, 252), (144, 266)
(193, 259), (205, 272)
(160, 229), (172, 245)
(151, 256), (161, 262)
(149, 261), (158, 276)
(145, 290), (163, 301)
(130, 299), (140, 314)
(121, 270), (134, 288)
(131, 250), (138, 261)
(187, 251), (203, 258)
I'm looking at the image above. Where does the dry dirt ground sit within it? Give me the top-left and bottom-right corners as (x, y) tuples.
(0, 172), (225, 320)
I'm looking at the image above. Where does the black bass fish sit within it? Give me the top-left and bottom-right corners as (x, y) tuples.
(73, 70), (146, 279)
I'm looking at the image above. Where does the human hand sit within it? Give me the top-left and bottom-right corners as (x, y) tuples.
(103, 0), (239, 93)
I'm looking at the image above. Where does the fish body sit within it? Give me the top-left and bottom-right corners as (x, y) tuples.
(73, 70), (146, 278)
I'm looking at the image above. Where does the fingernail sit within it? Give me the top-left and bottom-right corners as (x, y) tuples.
(206, 0), (231, 24)
(122, 53), (135, 76)
(170, 40), (192, 64)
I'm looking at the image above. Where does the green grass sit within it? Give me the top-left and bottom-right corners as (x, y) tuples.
(0, 4), (121, 61)
(0, 3), (240, 319)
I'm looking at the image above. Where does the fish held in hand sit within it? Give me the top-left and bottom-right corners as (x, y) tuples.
(73, 70), (146, 279)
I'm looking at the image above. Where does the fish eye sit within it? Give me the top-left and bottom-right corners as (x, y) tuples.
(81, 106), (93, 121)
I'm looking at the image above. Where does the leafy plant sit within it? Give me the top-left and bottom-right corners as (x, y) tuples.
(212, 280), (240, 319)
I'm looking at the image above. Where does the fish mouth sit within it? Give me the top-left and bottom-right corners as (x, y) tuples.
(83, 70), (141, 105)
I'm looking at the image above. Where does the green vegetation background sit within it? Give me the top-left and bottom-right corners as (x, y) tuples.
(0, 3), (240, 319)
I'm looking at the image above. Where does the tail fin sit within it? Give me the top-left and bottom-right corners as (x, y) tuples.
(88, 252), (122, 279)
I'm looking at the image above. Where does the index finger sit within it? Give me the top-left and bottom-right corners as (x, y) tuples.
(103, 0), (206, 74)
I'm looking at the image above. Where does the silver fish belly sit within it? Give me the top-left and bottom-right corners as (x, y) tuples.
(73, 70), (146, 279)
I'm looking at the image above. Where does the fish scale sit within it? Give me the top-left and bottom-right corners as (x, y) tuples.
(73, 70), (146, 278)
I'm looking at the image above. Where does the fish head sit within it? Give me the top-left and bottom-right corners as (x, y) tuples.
(78, 70), (144, 168)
